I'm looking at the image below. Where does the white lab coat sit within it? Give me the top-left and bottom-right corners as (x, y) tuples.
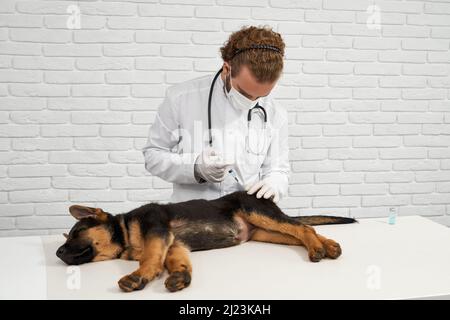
(142, 72), (289, 203)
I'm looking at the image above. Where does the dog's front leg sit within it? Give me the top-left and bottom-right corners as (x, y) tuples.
(118, 232), (174, 292)
(164, 241), (192, 292)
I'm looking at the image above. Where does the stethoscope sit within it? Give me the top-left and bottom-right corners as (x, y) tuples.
(207, 68), (268, 155)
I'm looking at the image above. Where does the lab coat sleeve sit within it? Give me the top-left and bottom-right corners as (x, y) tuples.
(142, 88), (200, 185)
(260, 106), (290, 200)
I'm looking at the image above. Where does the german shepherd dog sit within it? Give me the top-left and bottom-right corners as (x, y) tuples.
(56, 191), (356, 293)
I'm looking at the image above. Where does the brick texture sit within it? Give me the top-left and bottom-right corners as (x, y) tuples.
(0, 0), (449, 235)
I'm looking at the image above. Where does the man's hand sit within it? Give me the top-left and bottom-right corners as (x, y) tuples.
(246, 177), (283, 203)
(194, 149), (233, 183)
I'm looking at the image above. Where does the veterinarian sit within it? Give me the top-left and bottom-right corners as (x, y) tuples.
(143, 26), (289, 203)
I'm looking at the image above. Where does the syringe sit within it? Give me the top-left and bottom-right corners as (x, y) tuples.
(228, 168), (244, 188)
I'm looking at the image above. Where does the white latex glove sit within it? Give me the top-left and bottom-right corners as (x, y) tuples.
(245, 176), (282, 203)
(194, 149), (233, 183)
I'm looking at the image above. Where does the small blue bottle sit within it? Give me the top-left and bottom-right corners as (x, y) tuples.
(388, 207), (397, 225)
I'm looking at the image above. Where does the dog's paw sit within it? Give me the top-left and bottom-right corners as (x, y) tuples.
(165, 271), (191, 292)
(308, 246), (326, 263)
(118, 273), (148, 292)
(323, 239), (342, 259)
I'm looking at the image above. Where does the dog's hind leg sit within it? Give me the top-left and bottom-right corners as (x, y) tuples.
(164, 240), (192, 292)
(250, 228), (341, 259)
(118, 232), (174, 292)
(235, 210), (326, 262)
(250, 228), (302, 245)
(315, 233), (342, 259)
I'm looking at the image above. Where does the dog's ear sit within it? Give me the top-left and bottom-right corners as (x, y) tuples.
(69, 205), (108, 222)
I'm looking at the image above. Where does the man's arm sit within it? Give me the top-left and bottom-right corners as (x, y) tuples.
(246, 113), (289, 203)
(142, 89), (200, 184)
(256, 105), (290, 201)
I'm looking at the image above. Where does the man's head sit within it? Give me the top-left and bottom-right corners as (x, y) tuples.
(56, 205), (124, 265)
(220, 26), (285, 101)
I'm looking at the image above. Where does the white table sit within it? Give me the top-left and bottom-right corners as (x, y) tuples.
(1, 216), (449, 300)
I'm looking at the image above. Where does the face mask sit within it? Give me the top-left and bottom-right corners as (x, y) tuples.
(225, 69), (260, 111)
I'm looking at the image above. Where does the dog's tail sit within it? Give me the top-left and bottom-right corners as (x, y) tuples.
(291, 215), (357, 226)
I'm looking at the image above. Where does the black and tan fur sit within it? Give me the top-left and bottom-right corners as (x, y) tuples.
(56, 191), (356, 293)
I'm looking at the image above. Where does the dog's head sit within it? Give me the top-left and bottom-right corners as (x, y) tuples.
(56, 205), (124, 265)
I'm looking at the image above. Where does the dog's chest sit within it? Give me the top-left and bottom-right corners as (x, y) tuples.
(169, 215), (253, 251)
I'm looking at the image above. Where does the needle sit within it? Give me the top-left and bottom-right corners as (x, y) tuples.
(228, 168), (243, 188)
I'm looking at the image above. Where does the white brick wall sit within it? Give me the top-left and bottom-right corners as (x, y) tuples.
(1, 0), (450, 236)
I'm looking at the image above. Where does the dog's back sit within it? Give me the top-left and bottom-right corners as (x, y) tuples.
(125, 191), (356, 252)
